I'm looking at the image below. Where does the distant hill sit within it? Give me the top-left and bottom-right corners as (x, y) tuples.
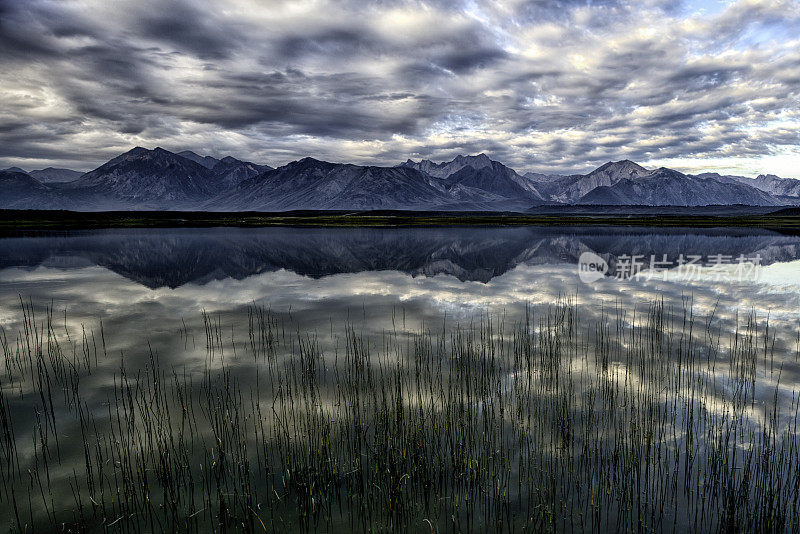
(0, 169), (60, 209)
(2, 166), (28, 175)
(29, 167), (84, 183)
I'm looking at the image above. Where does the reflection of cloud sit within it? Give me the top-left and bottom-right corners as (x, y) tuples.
(759, 259), (800, 287)
(2, 257), (799, 343)
(3, 257), (800, 435)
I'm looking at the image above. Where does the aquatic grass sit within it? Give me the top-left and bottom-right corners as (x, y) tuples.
(0, 296), (798, 532)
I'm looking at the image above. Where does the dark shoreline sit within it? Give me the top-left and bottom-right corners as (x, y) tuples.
(2, 207), (800, 234)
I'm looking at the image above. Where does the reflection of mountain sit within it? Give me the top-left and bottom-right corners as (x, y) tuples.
(1, 227), (800, 289)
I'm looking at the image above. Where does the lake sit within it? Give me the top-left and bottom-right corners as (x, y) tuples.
(1, 225), (800, 532)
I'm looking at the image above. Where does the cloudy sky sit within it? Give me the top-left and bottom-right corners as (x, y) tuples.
(1, 0), (799, 176)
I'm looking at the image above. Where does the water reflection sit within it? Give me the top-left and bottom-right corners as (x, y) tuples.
(2, 226), (800, 531)
(1, 226), (800, 337)
(2, 226), (800, 288)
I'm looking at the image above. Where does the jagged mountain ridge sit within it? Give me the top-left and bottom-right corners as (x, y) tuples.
(177, 150), (220, 169)
(62, 148), (274, 209)
(400, 153), (497, 178)
(211, 157), (456, 210)
(2, 147), (800, 210)
(535, 160), (650, 203)
(699, 173), (800, 198)
(579, 167), (780, 206)
(211, 156), (273, 190)
(69, 147), (224, 208)
(443, 160), (545, 202)
(400, 153), (544, 203)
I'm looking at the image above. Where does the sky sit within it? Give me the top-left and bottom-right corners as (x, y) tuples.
(0, 0), (799, 177)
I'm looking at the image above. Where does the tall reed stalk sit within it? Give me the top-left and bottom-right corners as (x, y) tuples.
(0, 296), (797, 532)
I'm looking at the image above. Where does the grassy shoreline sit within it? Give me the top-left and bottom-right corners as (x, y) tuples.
(2, 208), (800, 233)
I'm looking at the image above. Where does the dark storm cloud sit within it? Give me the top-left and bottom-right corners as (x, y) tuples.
(277, 29), (376, 59)
(434, 47), (509, 73)
(137, 3), (240, 60)
(0, 0), (798, 175)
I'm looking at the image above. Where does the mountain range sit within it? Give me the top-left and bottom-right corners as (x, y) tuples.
(2, 147), (799, 211)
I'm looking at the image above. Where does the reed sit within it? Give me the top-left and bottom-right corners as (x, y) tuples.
(0, 296), (798, 532)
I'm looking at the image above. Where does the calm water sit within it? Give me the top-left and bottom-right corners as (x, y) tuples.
(2, 226), (800, 531)
(2, 225), (800, 325)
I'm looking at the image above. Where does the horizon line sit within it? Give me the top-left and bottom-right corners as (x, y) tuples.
(2, 145), (796, 182)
